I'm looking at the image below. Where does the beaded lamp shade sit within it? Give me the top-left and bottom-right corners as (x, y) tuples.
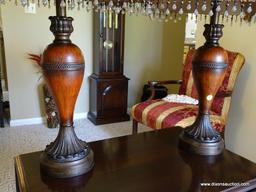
(4, 0), (256, 24)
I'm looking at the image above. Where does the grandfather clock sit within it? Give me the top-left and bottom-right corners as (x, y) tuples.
(88, 11), (130, 125)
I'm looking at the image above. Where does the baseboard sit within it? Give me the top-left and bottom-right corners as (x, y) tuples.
(74, 112), (87, 120)
(10, 112), (88, 127)
(10, 117), (45, 127)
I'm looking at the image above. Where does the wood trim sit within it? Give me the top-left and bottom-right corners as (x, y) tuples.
(215, 91), (232, 98)
(10, 112), (87, 127)
(146, 80), (182, 100)
(132, 119), (138, 134)
(148, 80), (182, 86)
(15, 156), (28, 192)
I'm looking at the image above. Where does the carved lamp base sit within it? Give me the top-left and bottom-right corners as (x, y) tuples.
(179, 113), (224, 156)
(40, 125), (94, 178)
(40, 150), (94, 178)
(179, 132), (224, 156)
(40, 149), (94, 178)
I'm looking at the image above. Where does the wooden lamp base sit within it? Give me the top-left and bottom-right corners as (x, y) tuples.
(179, 133), (224, 156)
(40, 149), (94, 178)
(179, 112), (224, 155)
(39, 124), (94, 178)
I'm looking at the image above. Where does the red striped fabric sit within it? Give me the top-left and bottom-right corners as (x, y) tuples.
(132, 100), (224, 132)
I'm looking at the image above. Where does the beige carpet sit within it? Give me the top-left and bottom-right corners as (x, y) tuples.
(0, 119), (150, 192)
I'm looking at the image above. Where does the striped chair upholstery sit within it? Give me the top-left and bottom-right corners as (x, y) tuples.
(132, 49), (245, 133)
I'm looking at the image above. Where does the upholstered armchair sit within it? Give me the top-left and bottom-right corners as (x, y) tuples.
(131, 49), (245, 135)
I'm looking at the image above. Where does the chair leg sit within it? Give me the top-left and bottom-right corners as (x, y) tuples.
(132, 119), (138, 134)
(221, 132), (225, 141)
(0, 119), (4, 128)
(0, 101), (4, 128)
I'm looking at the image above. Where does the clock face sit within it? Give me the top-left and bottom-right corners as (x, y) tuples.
(103, 40), (113, 49)
(93, 12), (124, 74)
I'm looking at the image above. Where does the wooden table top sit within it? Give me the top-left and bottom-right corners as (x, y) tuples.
(15, 127), (256, 192)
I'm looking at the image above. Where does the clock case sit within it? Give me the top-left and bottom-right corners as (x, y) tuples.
(88, 11), (130, 125)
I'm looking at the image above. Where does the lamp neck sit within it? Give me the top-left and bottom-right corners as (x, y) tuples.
(56, 0), (66, 17)
(49, 0), (71, 43)
(210, 0), (220, 25)
(204, 0), (223, 46)
(49, 16), (73, 43)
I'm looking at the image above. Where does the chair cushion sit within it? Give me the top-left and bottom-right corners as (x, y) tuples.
(132, 99), (225, 133)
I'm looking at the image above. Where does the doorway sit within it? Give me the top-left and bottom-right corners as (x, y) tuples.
(0, 10), (9, 127)
(183, 13), (197, 62)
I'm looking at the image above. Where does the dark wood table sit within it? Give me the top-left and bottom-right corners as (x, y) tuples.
(15, 127), (256, 192)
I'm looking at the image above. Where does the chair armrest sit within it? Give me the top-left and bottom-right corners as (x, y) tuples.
(146, 80), (182, 101)
(148, 80), (182, 86)
(215, 91), (232, 98)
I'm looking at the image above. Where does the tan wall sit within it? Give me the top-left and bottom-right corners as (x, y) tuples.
(124, 16), (185, 106)
(196, 21), (256, 162)
(1, 5), (92, 120)
(161, 17), (186, 94)
(1, 5), (185, 121)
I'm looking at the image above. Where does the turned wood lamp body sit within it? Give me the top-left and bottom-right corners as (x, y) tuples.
(40, 0), (94, 178)
(179, 0), (228, 155)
